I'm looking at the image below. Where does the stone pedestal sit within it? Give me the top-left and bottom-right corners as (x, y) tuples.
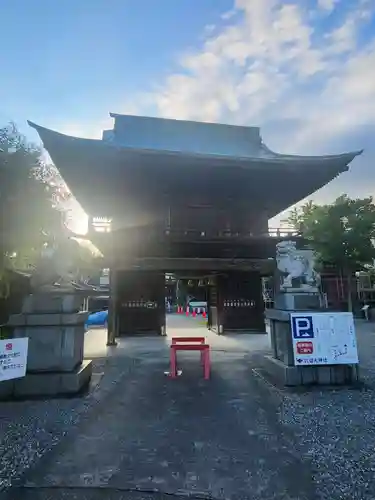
(265, 241), (360, 386)
(274, 291), (322, 311)
(264, 306), (359, 387)
(5, 293), (92, 398)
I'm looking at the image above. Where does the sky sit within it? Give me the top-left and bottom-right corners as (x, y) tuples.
(1, 0), (375, 230)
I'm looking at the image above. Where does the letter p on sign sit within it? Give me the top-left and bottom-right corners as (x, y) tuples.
(292, 316), (314, 338)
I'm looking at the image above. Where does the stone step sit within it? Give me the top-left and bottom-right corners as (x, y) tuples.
(22, 294), (85, 314)
(13, 359), (93, 398)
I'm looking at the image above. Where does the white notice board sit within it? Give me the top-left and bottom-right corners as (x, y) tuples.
(290, 312), (358, 366)
(0, 338), (28, 381)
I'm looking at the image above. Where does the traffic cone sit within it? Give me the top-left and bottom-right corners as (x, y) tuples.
(192, 310), (197, 318)
(186, 307), (190, 316)
(202, 310), (207, 319)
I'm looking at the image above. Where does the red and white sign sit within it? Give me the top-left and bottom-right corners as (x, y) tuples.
(0, 338), (28, 381)
(296, 341), (314, 355)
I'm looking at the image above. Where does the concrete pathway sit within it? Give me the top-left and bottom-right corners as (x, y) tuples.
(84, 313), (270, 360)
(4, 318), (375, 499)
(6, 314), (316, 500)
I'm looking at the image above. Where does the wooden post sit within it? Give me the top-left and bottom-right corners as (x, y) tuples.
(107, 268), (118, 346)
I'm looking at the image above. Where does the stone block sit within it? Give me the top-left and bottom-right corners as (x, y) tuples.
(60, 359), (92, 393)
(262, 355), (302, 386)
(301, 366), (317, 385)
(7, 314), (26, 327)
(262, 355), (283, 380)
(265, 309), (290, 321)
(285, 366), (303, 386)
(275, 320), (294, 365)
(13, 326), (85, 372)
(0, 380), (14, 400)
(22, 294), (85, 314)
(332, 366), (346, 385)
(264, 311), (295, 366)
(13, 360), (92, 398)
(317, 366), (332, 384)
(8, 311), (89, 327)
(274, 292), (321, 311)
(14, 373), (61, 397)
(263, 355), (360, 387)
(342, 365), (360, 384)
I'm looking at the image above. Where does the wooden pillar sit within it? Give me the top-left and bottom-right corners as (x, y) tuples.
(207, 276), (219, 334)
(107, 268), (118, 346)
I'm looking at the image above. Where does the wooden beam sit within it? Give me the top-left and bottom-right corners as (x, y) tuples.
(109, 257), (275, 273)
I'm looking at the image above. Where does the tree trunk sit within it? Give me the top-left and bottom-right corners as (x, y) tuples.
(346, 270), (353, 312)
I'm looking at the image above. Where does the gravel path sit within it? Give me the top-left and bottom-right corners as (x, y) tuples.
(0, 358), (137, 492)
(278, 320), (375, 500)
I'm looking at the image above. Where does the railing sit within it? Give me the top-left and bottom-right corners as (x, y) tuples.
(163, 227), (300, 239)
(91, 223), (300, 239)
(268, 228), (300, 237)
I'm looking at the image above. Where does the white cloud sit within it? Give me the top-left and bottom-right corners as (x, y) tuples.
(56, 2), (375, 158)
(325, 6), (372, 55)
(141, 0), (374, 156)
(317, 0), (340, 12)
(221, 9), (237, 20)
(204, 24), (216, 35)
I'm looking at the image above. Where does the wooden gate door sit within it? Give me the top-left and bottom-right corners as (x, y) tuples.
(117, 271), (165, 335)
(218, 271), (265, 333)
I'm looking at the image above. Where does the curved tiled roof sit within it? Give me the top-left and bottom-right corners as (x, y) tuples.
(28, 119), (362, 219)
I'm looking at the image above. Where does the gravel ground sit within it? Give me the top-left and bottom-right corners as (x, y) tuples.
(1, 320), (375, 499)
(278, 320), (375, 500)
(0, 358), (138, 492)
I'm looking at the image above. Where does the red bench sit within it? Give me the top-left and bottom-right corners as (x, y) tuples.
(172, 337), (206, 364)
(170, 337), (210, 380)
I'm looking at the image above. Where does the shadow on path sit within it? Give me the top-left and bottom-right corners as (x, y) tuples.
(12, 351), (316, 500)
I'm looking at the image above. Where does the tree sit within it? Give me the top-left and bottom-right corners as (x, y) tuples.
(287, 195), (375, 310)
(0, 123), (67, 271)
(0, 123), (104, 290)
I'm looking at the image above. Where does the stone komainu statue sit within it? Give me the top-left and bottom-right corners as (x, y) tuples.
(276, 240), (321, 291)
(30, 237), (76, 291)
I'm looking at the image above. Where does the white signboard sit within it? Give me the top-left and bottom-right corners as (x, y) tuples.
(290, 312), (358, 366)
(0, 338), (28, 381)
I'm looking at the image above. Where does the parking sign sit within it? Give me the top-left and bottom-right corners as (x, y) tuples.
(291, 316), (314, 339)
(290, 312), (358, 366)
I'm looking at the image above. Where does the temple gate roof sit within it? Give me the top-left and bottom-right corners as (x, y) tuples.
(28, 115), (362, 219)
